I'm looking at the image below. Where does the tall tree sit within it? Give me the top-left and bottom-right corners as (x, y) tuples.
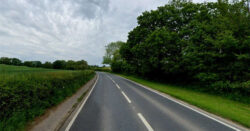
(119, 0), (250, 88)
(102, 41), (124, 65)
(0, 57), (11, 65)
(53, 60), (66, 69)
(42, 61), (53, 68)
(11, 58), (22, 66)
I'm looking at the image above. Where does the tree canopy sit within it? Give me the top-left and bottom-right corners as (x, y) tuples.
(102, 41), (125, 65)
(0, 57), (89, 70)
(104, 0), (250, 96)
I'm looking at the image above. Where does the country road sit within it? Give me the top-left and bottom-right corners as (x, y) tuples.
(66, 72), (240, 131)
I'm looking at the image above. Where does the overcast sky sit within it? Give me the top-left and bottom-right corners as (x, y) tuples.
(0, 0), (215, 65)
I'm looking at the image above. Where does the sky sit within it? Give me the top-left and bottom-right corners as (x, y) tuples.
(0, 0), (215, 65)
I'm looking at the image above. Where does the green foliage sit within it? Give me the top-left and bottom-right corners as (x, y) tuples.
(102, 41), (127, 73)
(52, 60), (88, 70)
(11, 58), (22, 66)
(111, 61), (124, 72)
(0, 64), (95, 130)
(42, 61), (53, 68)
(115, 0), (250, 94)
(102, 41), (125, 65)
(104, 0), (249, 98)
(0, 57), (89, 70)
(89, 65), (112, 72)
(92, 67), (112, 72)
(53, 60), (66, 69)
(0, 57), (22, 66)
(23, 61), (42, 67)
(74, 60), (88, 70)
(0, 57), (11, 65)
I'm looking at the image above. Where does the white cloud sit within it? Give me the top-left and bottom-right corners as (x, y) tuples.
(0, 0), (213, 65)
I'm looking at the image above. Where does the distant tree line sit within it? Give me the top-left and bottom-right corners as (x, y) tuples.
(103, 0), (250, 98)
(0, 57), (88, 70)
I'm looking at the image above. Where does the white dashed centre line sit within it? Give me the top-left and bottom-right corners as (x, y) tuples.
(115, 84), (121, 89)
(107, 75), (117, 84)
(121, 91), (131, 103)
(137, 113), (154, 131)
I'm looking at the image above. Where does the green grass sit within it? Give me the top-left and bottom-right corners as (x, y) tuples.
(117, 74), (250, 128)
(0, 64), (65, 73)
(0, 64), (95, 131)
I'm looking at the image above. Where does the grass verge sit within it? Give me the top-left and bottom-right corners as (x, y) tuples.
(117, 74), (250, 128)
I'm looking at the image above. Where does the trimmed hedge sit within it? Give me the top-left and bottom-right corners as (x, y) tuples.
(0, 70), (95, 131)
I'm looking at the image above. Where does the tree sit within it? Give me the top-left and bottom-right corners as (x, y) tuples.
(66, 60), (76, 70)
(53, 60), (66, 69)
(42, 61), (53, 68)
(23, 61), (33, 67)
(102, 41), (124, 65)
(0, 57), (11, 65)
(23, 61), (42, 67)
(117, 0), (249, 91)
(75, 60), (88, 70)
(11, 58), (22, 66)
(34, 61), (42, 67)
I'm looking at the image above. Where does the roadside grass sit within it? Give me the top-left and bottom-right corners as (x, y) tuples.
(116, 74), (250, 128)
(0, 64), (95, 131)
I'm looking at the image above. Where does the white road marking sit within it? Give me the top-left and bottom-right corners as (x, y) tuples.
(117, 75), (241, 131)
(65, 74), (99, 131)
(106, 75), (117, 84)
(115, 84), (121, 89)
(106, 75), (112, 79)
(137, 113), (154, 131)
(106, 75), (113, 80)
(121, 91), (131, 103)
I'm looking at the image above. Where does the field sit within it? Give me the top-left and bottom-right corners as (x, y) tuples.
(0, 64), (95, 131)
(117, 74), (250, 128)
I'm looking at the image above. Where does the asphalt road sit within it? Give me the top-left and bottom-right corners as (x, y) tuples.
(67, 72), (240, 131)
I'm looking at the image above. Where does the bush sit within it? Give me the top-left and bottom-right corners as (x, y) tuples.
(210, 81), (231, 93)
(0, 69), (95, 130)
(111, 61), (123, 73)
(195, 73), (219, 85)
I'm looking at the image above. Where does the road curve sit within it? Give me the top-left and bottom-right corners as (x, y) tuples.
(68, 72), (239, 131)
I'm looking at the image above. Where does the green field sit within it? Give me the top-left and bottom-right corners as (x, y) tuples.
(0, 64), (64, 73)
(0, 64), (95, 131)
(117, 74), (250, 128)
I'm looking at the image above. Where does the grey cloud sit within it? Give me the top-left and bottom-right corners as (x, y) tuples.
(0, 0), (166, 65)
(72, 0), (110, 19)
(0, 0), (212, 65)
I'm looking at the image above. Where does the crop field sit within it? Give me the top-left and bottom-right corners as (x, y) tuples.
(0, 64), (95, 130)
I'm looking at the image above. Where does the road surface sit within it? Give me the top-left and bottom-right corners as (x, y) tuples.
(67, 72), (240, 131)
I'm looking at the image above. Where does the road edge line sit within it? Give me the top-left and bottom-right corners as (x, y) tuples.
(65, 74), (99, 131)
(115, 74), (241, 131)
